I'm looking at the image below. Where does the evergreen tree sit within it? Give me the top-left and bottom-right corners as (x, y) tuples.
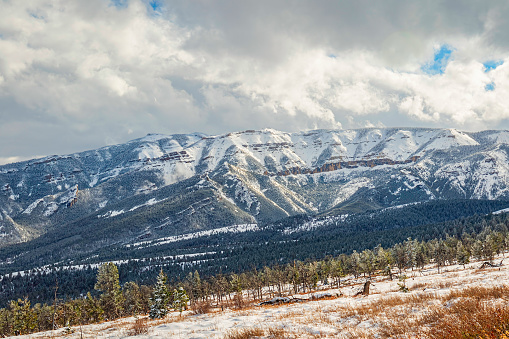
(393, 243), (407, 273)
(172, 287), (189, 316)
(415, 242), (428, 270)
(192, 270), (202, 301)
(359, 249), (375, 277)
(404, 238), (417, 270)
(94, 263), (124, 319)
(349, 251), (361, 277)
(432, 239), (447, 273)
(123, 282), (142, 316)
(83, 292), (103, 324)
(0, 307), (13, 337)
(471, 239), (484, 260)
(10, 298), (36, 335)
(149, 270), (170, 319)
(456, 241), (470, 268)
(330, 259), (345, 287)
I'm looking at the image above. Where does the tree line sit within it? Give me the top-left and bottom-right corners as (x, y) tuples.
(1, 218), (508, 336)
(2, 204), (509, 308)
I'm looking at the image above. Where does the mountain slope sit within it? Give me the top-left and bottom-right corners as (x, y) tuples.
(2, 127), (509, 251)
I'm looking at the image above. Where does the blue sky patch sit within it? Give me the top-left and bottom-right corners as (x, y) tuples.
(483, 60), (503, 72)
(148, 0), (162, 12)
(485, 82), (495, 91)
(110, 0), (128, 8)
(421, 45), (454, 75)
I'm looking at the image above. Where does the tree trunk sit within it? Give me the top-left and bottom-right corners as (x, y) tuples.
(362, 281), (371, 295)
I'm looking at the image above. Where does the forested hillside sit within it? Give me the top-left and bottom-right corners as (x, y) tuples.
(1, 200), (508, 307)
(1, 206), (509, 336)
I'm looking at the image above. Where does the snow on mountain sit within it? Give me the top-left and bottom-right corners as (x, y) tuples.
(2, 127), (509, 248)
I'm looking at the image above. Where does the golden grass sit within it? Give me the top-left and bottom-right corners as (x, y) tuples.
(223, 326), (294, 339)
(191, 300), (213, 314)
(444, 284), (509, 301)
(258, 284), (509, 339)
(26, 265), (509, 339)
(125, 317), (149, 336)
(420, 299), (509, 339)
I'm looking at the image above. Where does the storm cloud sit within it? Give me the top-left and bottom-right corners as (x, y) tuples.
(1, 0), (509, 163)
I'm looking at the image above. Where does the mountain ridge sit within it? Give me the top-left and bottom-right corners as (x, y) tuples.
(1, 127), (509, 250)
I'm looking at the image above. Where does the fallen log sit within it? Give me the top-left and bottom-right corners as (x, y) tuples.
(479, 260), (503, 269)
(258, 296), (306, 305)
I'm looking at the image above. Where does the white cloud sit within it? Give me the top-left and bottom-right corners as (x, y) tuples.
(1, 0), (509, 160)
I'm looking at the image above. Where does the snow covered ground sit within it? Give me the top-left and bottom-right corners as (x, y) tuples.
(17, 254), (509, 338)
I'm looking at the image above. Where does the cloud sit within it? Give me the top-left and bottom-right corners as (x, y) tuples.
(1, 0), (509, 161)
(0, 156), (45, 166)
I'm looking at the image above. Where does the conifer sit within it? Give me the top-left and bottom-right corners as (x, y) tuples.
(149, 270), (170, 319)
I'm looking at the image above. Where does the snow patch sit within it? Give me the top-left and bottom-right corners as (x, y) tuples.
(98, 210), (125, 218)
(284, 215), (349, 235)
(494, 207), (509, 215)
(129, 198), (165, 212)
(89, 176), (98, 187)
(43, 202), (58, 217)
(332, 177), (373, 206)
(22, 199), (44, 215)
(131, 224), (259, 248)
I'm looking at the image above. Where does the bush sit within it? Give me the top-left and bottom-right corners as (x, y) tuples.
(191, 301), (212, 314)
(126, 317), (149, 336)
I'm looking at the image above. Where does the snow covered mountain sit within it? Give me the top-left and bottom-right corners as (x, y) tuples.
(1, 127), (509, 249)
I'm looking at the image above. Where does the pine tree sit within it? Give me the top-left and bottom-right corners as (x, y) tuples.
(456, 241), (470, 268)
(10, 297), (36, 335)
(433, 239), (447, 273)
(94, 263), (124, 320)
(123, 282), (142, 316)
(0, 307), (13, 337)
(330, 259), (345, 288)
(404, 238), (417, 270)
(172, 287), (189, 317)
(192, 270), (202, 301)
(149, 270), (170, 319)
(349, 251), (361, 278)
(415, 242), (428, 270)
(83, 292), (104, 324)
(360, 249), (375, 277)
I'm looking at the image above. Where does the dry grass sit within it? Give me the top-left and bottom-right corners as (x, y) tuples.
(374, 285), (509, 338)
(191, 300), (213, 314)
(420, 299), (509, 339)
(263, 285), (509, 338)
(444, 284), (509, 301)
(223, 327), (263, 339)
(125, 317), (149, 336)
(266, 327), (293, 339)
(331, 291), (438, 320)
(410, 281), (429, 290)
(431, 280), (455, 289)
(24, 262), (509, 339)
(223, 326), (293, 339)
(273, 309), (305, 321)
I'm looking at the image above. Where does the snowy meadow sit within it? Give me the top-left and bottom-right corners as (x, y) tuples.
(16, 254), (509, 339)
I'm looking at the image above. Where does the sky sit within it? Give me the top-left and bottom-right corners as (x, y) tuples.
(1, 0), (509, 164)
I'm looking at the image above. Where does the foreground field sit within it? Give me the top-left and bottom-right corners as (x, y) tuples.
(17, 255), (509, 339)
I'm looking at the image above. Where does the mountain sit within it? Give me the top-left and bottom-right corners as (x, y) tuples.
(1, 127), (509, 257)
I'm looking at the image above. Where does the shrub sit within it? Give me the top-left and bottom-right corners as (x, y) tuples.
(126, 317), (149, 336)
(191, 301), (212, 314)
